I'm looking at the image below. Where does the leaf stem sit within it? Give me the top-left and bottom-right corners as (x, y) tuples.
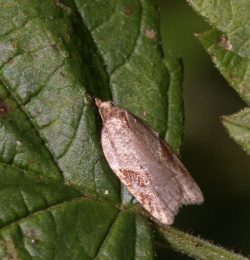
(153, 223), (249, 260)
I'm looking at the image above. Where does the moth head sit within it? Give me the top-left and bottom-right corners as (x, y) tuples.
(95, 98), (116, 121)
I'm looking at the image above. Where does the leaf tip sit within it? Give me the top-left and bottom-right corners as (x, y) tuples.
(194, 33), (201, 38)
(219, 115), (226, 122)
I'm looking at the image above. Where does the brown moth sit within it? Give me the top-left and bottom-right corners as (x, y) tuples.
(95, 98), (203, 225)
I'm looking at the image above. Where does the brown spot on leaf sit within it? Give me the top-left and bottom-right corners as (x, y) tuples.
(12, 42), (18, 49)
(29, 229), (36, 239)
(195, 242), (201, 247)
(240, 87), (249, 95)
(0, 99), (10, 118)
(35, 176), (42, 182)
(219, 115), (225, 121)
(144, 28), (156, 39)
(60, 71), (66, 77)
(123, 6), (133, 15)
(51, 44), (59, 51)
(7, 57), (14, 64)
(216, 37), (233, 50)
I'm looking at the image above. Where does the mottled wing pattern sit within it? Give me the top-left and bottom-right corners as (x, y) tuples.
(125, 111), (203, 204)
(96, 99), (203, 225)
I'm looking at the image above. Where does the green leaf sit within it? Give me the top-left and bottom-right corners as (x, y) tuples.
(164, 57), (184, 155)
(75, 0), (170, 136)
(187, 0), (250, 152)
(0, 0), (167, 258)
(196, 30), (250, 104)
(221, 108), (250, 154)
(0, 0), (245, 259)
(188, 0), (249, 59)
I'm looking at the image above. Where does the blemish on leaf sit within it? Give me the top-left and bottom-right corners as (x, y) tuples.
(51, 44), (59, 51)
(35, 176), (42, 182)
(60, 71), (67, 77)
(240, 87), (249, 95)
(27, 229), (40, 245)
(123, 6), (133, 15)
(195, 242), (201, 247)
(6, 57), (14, 64)
(0, 99), (10, 118)
(29, 229), (36, 239)
(219, 115), (225, 122)
(12, 42), (18, 49)
(144, 28), (156, 39)
(216, 37), (233, 51)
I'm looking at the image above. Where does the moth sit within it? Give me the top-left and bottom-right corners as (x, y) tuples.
(95, 98), (203, 225)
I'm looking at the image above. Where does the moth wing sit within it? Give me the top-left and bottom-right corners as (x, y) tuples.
(123, 112), (188, 222)
(101, 108), (203, 224)
(172, 163), (204, 205)
(125, 111), (203, 204)
(146, 169), (184, 224)
(155, 134), (204, 205)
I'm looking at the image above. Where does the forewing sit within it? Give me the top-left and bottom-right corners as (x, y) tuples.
(124, 111), (203, 208)
(101, 111), (185, 224)
(99, 104), (203, 224)
(157, 137), (204, 205)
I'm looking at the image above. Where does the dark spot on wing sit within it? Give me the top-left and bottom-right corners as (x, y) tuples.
(119, 169), (149, 187)
(159, 138), (175, 163)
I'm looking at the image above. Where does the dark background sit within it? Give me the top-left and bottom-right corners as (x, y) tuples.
(158, 0), (250, 259)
